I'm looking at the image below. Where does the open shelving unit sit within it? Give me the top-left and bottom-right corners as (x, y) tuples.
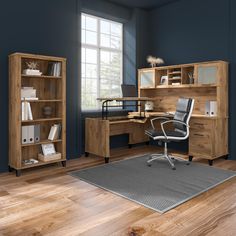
(9, 53), (66, 176)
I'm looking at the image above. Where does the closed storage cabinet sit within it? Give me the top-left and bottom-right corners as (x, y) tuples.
(189, 118), (215, 159)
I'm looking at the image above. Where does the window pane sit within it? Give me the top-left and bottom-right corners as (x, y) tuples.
(82, 15), (86, 29)
(85, 48), (97, 64)
(111, 23), (121, 36)
(111, 36), (121, 49)
(81, 29), (85, 44)
(101, 20), (110, 34)
(86, 79), (97, 93)
(85, 64), (97, 78)
(100, 34), (110, 48)
(82, 48), (86, 63)
(111, 52), (121, 67)
(86, 31), (97, 45)
(82, 78), (86, 91)
(86, 16), (97, 32)
(82, 63), (85, 77)
(101, 51), (110, 64)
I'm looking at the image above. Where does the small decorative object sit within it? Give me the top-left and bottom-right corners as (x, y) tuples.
(22, 159), (39, 165)
(147, 55), (164, 67)
(23, 61), (42, 76)
(145, 101), (154, 112)
(160, 75), (168, 85)
(43, 106), (53, 118)
(26, 61), (38, 70)
(188, 72), (194, 84)
(41, 143), (56, 156)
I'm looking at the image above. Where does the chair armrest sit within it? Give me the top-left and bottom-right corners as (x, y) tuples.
(150, 117), (170, 130)
(160, 120), (189, 139)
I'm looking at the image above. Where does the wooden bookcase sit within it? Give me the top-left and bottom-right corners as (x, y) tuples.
(9, 53), (66, 176)
(138, 61), (228, 165)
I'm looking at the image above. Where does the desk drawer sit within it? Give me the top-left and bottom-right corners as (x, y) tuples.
(189, 135), (213, 157)
(190, 119), (213, 131)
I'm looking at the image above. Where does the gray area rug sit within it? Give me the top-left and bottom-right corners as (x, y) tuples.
(70, 155), (236, 213)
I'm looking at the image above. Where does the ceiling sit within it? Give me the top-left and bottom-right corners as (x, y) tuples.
(106, 0), (179, 10)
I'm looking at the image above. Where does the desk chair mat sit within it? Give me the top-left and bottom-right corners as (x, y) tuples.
(70, 155), (236, 213)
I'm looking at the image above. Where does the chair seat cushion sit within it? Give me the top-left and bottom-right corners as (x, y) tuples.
(145, 129), (185, 139)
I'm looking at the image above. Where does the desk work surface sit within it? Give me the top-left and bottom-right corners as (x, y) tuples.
(128, 111), (219, 119)
(97, 97), (156, 101)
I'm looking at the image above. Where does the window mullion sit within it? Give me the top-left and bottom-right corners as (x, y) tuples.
(97, 18), (101, 109)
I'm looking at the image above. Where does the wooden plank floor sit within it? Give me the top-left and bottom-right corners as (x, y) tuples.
(0, 146), (236, 236)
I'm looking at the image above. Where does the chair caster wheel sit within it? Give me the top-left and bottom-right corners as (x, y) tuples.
(172, 167), (176, 170)
(147, 163), (152, 167)
(186, 162), (190, 165)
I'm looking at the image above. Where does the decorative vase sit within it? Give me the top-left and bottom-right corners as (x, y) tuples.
(43, 106), (53, 118)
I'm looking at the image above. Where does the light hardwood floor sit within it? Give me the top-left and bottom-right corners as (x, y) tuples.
(0, 146), (236, 236)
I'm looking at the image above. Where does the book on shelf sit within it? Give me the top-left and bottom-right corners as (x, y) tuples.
(171, 82), (181, 86)
(21, 125), (40, 144)
(47, 62), (61, 77)
(172, 76), (181, 79)
(23, 69), (42, 76)
(21, 87), (37, 100)
(48, 124), (61, 140)
(21, 101), (33, 121)
(21, 97), (39, 101)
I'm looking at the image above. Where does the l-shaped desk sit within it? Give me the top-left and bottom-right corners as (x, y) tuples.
(85, 99), (228, 165)
(85, 60), (229, 165)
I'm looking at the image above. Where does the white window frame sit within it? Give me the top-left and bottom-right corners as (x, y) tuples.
(81, 13), (123, 111)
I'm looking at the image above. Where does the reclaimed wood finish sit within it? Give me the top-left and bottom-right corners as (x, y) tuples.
(9, 53), (66, 176)
(138, 61), (228, 162)
(85, 118), (149, 159)
(0, 146), (236, 235)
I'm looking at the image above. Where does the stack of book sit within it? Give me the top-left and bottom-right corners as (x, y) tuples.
(22, 101), (33, 121)
(47, 62), (61, 77)
(23, 69), (42, 76)
(48, 124), (61, 140)
(21, 87), (38, 101)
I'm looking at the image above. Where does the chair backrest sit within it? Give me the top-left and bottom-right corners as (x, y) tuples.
(173, 98), (194, 134)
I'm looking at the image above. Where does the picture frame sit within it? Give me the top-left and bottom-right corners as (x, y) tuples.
(160, 75), (168, 85)
(41, 143), (56, 156)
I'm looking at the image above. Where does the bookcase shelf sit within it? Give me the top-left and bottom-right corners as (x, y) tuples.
(21, 118), (62, 124)
(24, 99), (63, 103)
(22, 139), (62, 147)
(21, 158), (66, 169)
(9, 53), (66, 176)
(22, 74), (62, 79)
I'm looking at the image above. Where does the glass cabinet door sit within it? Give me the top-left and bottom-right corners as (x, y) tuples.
(197, 65), (218, 84)
(139, 70), (155, 88)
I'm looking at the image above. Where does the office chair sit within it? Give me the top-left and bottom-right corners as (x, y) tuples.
(145, 98), (194, 170)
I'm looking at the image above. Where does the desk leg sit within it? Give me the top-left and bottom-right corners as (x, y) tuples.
(189, 156), (193, 162)
(105, 157), (109, 163)
(208, 160), (213, 166)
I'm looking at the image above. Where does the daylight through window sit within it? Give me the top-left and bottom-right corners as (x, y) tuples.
(81, 13), (123, 110)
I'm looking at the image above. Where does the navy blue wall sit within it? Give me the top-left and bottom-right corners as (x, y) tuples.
(0, 0), (80, 172)
(0, 0), (149, 172)
(150, 0), (235, 159)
